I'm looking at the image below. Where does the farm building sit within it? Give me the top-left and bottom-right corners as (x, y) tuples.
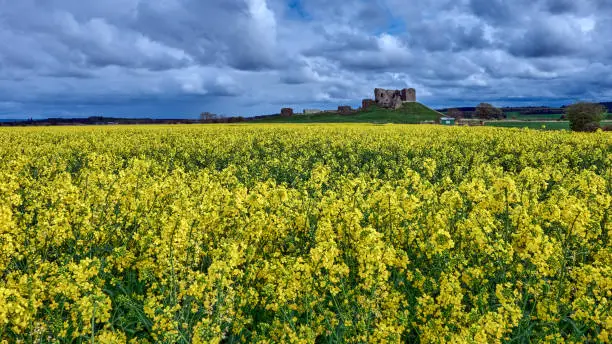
(440, 117), (456, 125)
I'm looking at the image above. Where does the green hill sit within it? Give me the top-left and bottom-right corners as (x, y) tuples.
(253, 102), (442, 124)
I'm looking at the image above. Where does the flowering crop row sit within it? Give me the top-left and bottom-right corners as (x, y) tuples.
(0, 124), (610, 343)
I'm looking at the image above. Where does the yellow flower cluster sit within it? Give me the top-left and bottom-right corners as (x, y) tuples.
(0, 124), (610, 343)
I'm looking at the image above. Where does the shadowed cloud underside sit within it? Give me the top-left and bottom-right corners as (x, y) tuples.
(1, 0), (612, 118)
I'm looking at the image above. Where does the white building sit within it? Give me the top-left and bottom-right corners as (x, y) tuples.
(303, 109), (321, 115)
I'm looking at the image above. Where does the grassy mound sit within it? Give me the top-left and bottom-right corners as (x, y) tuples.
(254, 102), (442, 124)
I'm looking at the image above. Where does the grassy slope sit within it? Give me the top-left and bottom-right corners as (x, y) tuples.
(254, 103), (442, 124)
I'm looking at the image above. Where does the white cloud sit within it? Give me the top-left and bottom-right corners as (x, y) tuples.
(377, 34), (411, 61)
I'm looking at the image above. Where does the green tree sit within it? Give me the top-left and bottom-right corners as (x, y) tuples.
(565, 102), (605, 132)
(475, 103), (503, 119)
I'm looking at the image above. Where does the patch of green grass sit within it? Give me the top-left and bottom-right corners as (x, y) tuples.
(253, 103), (442, 124)
(515, 114), (564, 120)
(503, 111), (564, 120)
(487, 120), (612, 131)
(507, 112), (612, 121)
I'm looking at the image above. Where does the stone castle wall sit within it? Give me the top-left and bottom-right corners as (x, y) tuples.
(402, 88), (416, 102)
(362, 99), (376, 109)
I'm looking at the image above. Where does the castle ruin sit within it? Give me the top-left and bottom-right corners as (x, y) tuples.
(362, 99), (376, 109)
(281, 87), (417, 117)
(337, 106), (355, 115)
(369, 88), (416, 109)
(280, 108), (294, 117)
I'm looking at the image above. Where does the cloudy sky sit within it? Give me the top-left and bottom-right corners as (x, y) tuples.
(1, 0), (612, 119)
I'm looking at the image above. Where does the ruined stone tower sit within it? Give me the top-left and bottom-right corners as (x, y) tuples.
(362, 99), (376, 109)
(402, 88), (416, 102)
(373, 88), (416, 109)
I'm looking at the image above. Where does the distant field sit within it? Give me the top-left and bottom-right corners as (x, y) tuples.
(486, 120), (612, 130)
(512, 113), (564, 120)
(505, 112), (612, 121)
(254, 103), (441, 124)
(486, 121), (570, 130)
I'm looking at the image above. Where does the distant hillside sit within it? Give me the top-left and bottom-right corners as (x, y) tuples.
(600, 102), (612, 112)
(439, 102), (612, 117)
(0, 116), (203, 126)
(252, 102), (442, 124)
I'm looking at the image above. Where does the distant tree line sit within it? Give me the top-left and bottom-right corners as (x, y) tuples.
(598, 102), (612, 112)
(440, 103), (611, 117)
(199, 112), (245, 123)
(445, 103), (505, 120)
(0, 116), (201, 126)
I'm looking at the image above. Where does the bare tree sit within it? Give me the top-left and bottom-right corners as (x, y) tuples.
(199, 112), (218, 122)
(475, 103), (503, 119)
(446, 108), (464, 119)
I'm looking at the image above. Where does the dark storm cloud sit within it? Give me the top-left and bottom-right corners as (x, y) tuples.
(468, 0), (515, 23)
(544, 0), (577, 14)
(1, 0), (612, 118)
(506, 23), (578, 58)
(407, 22), (491, 52)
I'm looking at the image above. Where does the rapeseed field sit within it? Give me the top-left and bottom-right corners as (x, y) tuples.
(0, 124), (610, 343)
